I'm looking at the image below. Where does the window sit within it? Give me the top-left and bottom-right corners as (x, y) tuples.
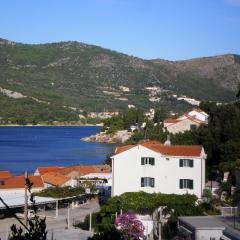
(141, 157), (155, 165)
(179, 159), (193, 168)
(141, 177), (155, 187)
(179, 179), (194, 189)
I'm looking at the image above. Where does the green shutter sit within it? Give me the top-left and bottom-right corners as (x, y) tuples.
(189, 160), (194, 167)
(189, 180), (193, 189)
(141, 178), (144, 187)
(179, 179), (183, 189)
(141, 158), (144, 165)
(179, 159), (183, 167)
(151, 178), (155, 187)
(150, 158), (155, 165)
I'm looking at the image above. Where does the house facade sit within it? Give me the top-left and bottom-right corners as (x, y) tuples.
(111, 140), (206, 198)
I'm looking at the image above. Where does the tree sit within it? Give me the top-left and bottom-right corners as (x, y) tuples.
(153, 107), (168, 123)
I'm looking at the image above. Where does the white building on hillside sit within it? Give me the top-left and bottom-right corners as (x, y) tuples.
(164, 108), (208, 134)
(111, 140), (206, 198)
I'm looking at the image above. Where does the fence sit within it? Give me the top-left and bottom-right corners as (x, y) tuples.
(221, 207), (238, 217)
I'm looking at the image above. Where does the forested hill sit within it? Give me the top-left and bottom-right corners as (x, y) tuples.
(0, 38), (239, 123)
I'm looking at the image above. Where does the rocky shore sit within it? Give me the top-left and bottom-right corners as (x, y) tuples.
(81, 130), (132, 144)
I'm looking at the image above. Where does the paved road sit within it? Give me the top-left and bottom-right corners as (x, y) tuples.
(0, 199), (100, 240)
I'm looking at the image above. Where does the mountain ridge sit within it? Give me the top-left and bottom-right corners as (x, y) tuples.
(0, 38), (239, 123)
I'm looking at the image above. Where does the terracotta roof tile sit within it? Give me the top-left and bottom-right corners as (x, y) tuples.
(164, 118), (181, 124)
(72, 165), (111, 175)
(0, 175), (44, 189)
(115, 145), (135, 154)
(114, 140), (203, 157)
(37, 166), (63, 175)
(0, 171), (12, 179)
(42, 172), (70, 187)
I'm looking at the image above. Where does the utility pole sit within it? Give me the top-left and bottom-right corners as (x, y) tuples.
(24, 171), (28, 228)
(67, 204), (70, 229)
(89, 212), (92, 232)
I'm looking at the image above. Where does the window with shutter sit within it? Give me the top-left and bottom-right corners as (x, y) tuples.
(179, 159), (194, 168)
(141, 157), (155, 166)
(141, 177), (155, 187)
(179, 179), (194, 189)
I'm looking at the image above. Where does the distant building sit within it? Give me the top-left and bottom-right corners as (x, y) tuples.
(34, 164), (111, 188)
(164, 108), (208, 134)
(111, 140), (206, 198)
(78, 172), (112, 187)
(0, 175), (44, 195)
(41, 172), (74, 188)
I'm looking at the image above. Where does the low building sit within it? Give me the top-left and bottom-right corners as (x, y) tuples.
(178, 216), (240, 240)
(0, 175), (44, 195)
(34, 164), (111, 188)
(111, 140), (206, 198)
(41, 172), (74, 188)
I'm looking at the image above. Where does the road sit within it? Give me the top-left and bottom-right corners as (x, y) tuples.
(0, 198), (100, 240)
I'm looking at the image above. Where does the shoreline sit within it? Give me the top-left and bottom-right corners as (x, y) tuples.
(81, 130), (132, 144)
(0, 124), (103, 127)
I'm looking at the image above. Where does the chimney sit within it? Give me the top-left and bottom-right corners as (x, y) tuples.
(164, 135), (171, 146)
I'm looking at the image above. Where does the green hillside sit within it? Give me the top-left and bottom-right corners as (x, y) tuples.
(0, 38), (239, 123)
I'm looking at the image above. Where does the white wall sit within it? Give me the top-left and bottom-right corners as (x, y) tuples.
(112, 145), (205, 198)
(188, 110), (208, 122)
(166, 119), (200, 134)
(195, 229), (224, 240)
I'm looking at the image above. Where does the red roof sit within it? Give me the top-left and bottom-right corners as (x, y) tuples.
(0, 176), (44, 189)
(115, 145), (135, 154)
(0, 171), (12, 179)
(36, 166), (63, 175)
(164, 118), (181, 124)
(115, 140), (202, 157)
(70, 165), (111, 175)
(36, 165), (111, 177)
(42, 172), (70, 187)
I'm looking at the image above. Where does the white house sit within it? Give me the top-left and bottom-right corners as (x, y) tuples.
(111, 140), (206, 198)
(164, 108), (208, 134)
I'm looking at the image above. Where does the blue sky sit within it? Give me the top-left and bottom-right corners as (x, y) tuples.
(0, 0), (240, 60)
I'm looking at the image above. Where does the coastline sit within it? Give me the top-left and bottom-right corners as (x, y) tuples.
(81, 130), (132, 144)
(0, 123), (104, 127)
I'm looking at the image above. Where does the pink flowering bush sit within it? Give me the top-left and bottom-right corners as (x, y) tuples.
(115, 213), (145, 240)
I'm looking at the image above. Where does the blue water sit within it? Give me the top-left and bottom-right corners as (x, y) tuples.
(0, 126), (115, 175)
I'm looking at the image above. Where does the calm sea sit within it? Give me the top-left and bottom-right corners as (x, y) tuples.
(0, 126), (115, 175)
